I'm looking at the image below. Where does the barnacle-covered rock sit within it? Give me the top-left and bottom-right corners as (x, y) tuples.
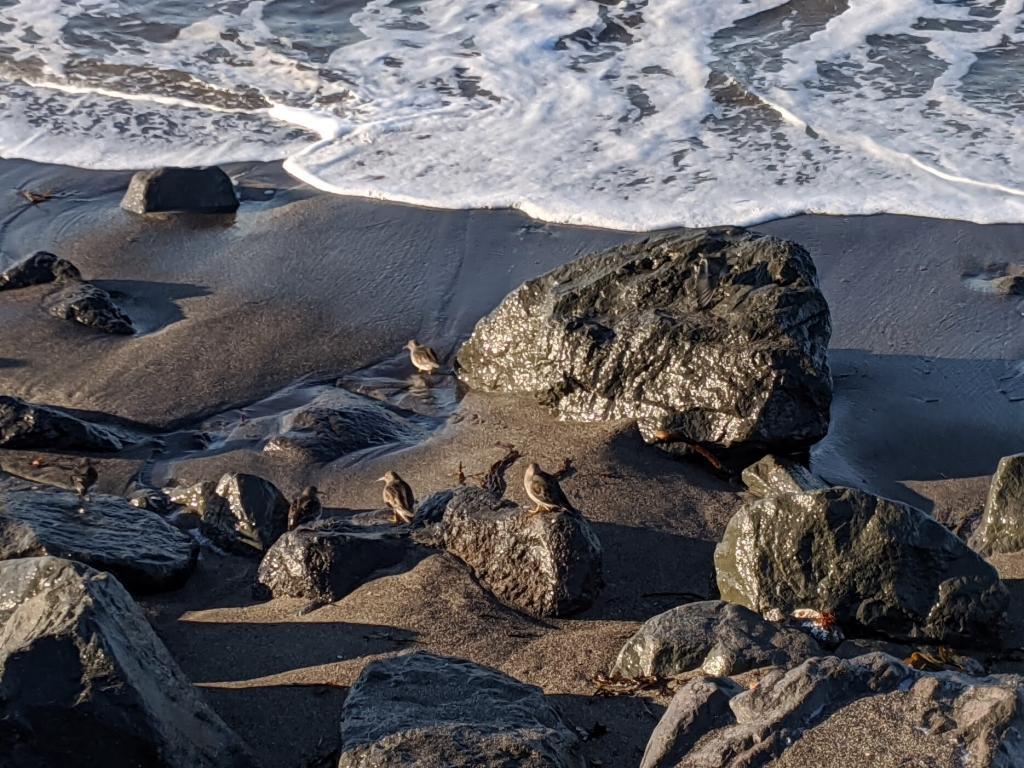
(43, 279), (134, 335)
(0, 251), (80, 290)
(0, 395), (136, 451)
(970, 453), (1024, 556)
(740, 454), (828, 498)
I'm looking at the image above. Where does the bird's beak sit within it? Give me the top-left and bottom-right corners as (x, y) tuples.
(377, 476), (386, 482)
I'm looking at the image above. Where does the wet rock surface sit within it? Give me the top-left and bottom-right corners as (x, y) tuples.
(0, 556), (255, 768)
(456, 227), (832, 452)
(121, 166), (239, 214)
(263, 389), (425, 463)
(337, 651), (584, 768)
(715, 487), (1008, 647)
(611, 600), (821, 679)
(641, 653), (1024, 768)
(0, 488), (198, 592)
(970, 453), (1024, 556)
(42, 278), (135, 334)
(0, 251), (80, 290)
(418, 486), (603, 618)
(0, 395), (136, 451)
(740, 454), (828, 499)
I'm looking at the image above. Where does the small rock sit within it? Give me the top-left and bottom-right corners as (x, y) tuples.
(43, 279), (134, 334)
(126, 483), (174, 514)
(740, 454), (828, 498)
(338, 651), (584, 768)
(0, 556), (255, 767)
(0, 395), (135, 451)
(121, 166), (239, 214)
(0, 251), (80, 290)
(0, 488), (198, 592)
(970, 453), (1024, 556)
(611, 600), (821, 679)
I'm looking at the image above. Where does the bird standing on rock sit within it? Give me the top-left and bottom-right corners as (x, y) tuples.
(524, 462), (578, 517)
(379, 470), (415, 524)
(288, 486), (322, 530)
(71, 458), (97, 513)
(406, 340), (441, 375)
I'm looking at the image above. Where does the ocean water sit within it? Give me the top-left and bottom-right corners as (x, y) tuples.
(0, 0), (1021, 230)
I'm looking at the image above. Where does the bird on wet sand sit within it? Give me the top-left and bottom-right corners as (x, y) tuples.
(406, 340), (441, 375)
(71, 458), (97, 513)
(288, 486), (322, 530)
(379, 470), (415, 524)
(524, 462), (578, 517)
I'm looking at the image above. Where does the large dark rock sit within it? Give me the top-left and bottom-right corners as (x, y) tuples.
(168, 473), (288, 555)
(121, 166), (239, 214)
(715, 487), (1008, 647)
(0, 488), (197, 592)
(264, 390), (425, 463)
(337, 651), (584, 768)
(611, 600), (821, 679)
(255, 517), (415, 603)
(740, 454), (828, 499)
(970, 453), (1024, 556)
(0, 395), (136, 451)
(418, 486), (603, 618)
(0, 251), (80, 290)
(43, 279), (134, 335)
(0, 556), (255, 768)
(456, 228), (832, 453)
(641, 653), (1024, 768)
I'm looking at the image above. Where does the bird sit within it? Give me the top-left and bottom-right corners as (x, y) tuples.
(379, 470), (415, 524)
(406, 340), (441, 375)
(71, 459), (97, 513)
(288, 486), (322, 530)
(524, 462), (578, 517)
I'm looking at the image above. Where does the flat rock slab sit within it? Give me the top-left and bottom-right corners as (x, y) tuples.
(121, 166), (239, 214)
(642, 652), (1024, 768)
(0, 251), (80, 290)
(0, 488), (197, 592)
(0, 556), (255, 768)
(43, 279), (134, 334)
(420, 486), (603, 618)
(715, 487), (1008, 647)
(0, 395), (137, 451)
(338, 651), (584, 768)
(740, 454), (828, 499)
(971, 453), (1024, 556)
(611, 600), (821, 679)
(456, 227), (832, 453)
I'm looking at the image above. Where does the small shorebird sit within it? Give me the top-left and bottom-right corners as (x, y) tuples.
(406, 340), (441, 375)
(288, 486), (322, 530)
(71, 458), (97, 513)
(524, 462), (578, 517)
(379, 470), (415, 524)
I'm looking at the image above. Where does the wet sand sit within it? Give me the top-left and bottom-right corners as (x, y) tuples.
(2, 157), (1024, 766)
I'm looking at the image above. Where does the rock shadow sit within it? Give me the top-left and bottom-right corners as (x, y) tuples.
(0, 357), (24, 369)
(550, 693), (665, 768)
(90, 278), (212, 335)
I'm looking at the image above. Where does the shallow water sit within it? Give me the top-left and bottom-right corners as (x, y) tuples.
(0, 0), (1021, 229)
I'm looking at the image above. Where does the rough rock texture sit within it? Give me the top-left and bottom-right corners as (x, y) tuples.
(0, 395), (135, 451)
(970, 453), (1024, 556)
(0, 488), (198, 592)
(255, 517), (415, 603)
(168, 473), (288, 555)
(0, 556), (255, 768)
(43, 279), (134, 334)
(611, 600), (821, 679)
(337, 651), (584, 768)
(641, 653), (1024, 768)
(715, 487), (1008, 647)
(0, 251), (80, 290)
(264, 390), (425, 463)
(456, 228), (832, 452)
(740, 455), (828, 499)
(418, 486), (603, 618)
(121, 166), (239, 214)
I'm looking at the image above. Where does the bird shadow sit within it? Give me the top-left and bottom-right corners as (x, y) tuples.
(0, 357), (25, 369)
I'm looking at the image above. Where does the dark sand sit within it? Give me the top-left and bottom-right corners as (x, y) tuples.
(2, 157), (1024, 766)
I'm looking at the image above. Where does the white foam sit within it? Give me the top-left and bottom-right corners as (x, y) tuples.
(0, 0), (1021, 230)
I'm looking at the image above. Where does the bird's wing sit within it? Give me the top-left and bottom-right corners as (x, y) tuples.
(421, 346), (440, 365)
(530, 473), (572, 508)
(384, 483), (415, 514)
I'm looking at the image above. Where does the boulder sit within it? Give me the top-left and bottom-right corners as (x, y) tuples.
(715, 487), (1008, 647)
(0, 251), (80, 290)
(264, 390), (425, 463)
(0, 556), (255, 768)
(611, 600), (821, 679)
(43, 279), (134, 335)
(970, 453), (1024, 556)
(255, 517), (416, 603)
(337, 651), (584, 768)
(121, 166), (239, 214)
(0, 395), (135, 451)
(641, 653), (1024, 768)
(167, 473), (288, 555)
(418, 486), (603, 617)
(0, 488), (197, 592)
(456, 227), (832, 453)
(740, 454), (828, 499)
